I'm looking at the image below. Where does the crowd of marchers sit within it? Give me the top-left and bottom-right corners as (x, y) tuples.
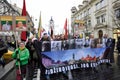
(0, 32), (120, 80)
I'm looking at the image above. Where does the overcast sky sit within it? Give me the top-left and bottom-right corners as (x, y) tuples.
(7, 0), (83, 34)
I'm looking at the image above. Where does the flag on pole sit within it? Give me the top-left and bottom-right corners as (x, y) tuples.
(21, 0), (27, 41)
(38, 12), (43, 39)
(64, 18), (68, 40)
(22, 0), (26, 16)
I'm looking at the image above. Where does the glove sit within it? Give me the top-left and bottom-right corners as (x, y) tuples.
(17, 58), (20, 61)
(16, 50), (19, 54)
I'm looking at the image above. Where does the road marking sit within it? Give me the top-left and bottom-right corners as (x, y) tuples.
(37, 69), (40, 80)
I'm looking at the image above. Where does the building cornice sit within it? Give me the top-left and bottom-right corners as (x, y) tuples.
(71, 0), (97, 17)
(94, 23), (107, 29)
(78, 0), (96, 12)
(94, 7), (107, 16)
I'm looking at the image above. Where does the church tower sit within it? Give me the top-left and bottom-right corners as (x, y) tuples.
(49, 17), (54, 39)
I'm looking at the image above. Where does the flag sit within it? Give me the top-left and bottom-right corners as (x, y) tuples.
(64, 18), (68, 39)
(38, 12), (42, 39)
(21, 0), (27, 41)
(22, 0), (26, 16)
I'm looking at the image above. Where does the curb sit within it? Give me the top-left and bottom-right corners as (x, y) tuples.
(0, 60), (15, 79)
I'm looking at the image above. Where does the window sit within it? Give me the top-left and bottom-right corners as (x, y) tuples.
(96, 17), (100, 24)
(82, 13), (84, 18)
(96, 2), (100, 10)
(88, 20), (91, 27)
(88, 8), (90, 15)
(101, 14), (106, 23)
(84, 11), (87, 17)
(96, 14), (106, 24)
(79, 13), (82, 19)
(96, 0), (106, 11)
(100, 0), (105, 8)
(115, 8), (120, 19)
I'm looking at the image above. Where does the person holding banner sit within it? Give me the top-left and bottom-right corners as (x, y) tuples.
(88, 34), (96, 48)
(12, 42), (30, 80)
(41, 33), (51, 52)
(2, 21), (11, 31)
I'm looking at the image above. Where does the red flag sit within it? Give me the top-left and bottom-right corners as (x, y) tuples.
(21, 0), (27, 41)
(64, 18), (68, 39)
(22, 0), (26, 16)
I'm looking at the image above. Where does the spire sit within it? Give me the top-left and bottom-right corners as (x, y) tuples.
(50, 16), (53, 21)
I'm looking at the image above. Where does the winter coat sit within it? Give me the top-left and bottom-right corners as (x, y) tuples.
(0, 39), (8, 58)
(12, 47), (30, 66)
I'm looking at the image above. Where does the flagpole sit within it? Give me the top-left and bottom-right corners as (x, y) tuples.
(68, 19), (69, 39)
(38, 11), (42, 40)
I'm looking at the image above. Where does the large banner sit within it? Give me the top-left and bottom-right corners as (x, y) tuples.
(42, 48), (107, 68)
(15, 16), (27, 31)
(0, 16), (13, 31)
(42, 39), (88, 52)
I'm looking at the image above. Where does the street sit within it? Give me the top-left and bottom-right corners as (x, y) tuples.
(1, 51), (120, 80)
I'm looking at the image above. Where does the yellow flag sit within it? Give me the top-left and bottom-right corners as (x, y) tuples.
(38, 11), (42, 38)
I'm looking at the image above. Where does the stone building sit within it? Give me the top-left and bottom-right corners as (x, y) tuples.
(71, 0), (120, 40)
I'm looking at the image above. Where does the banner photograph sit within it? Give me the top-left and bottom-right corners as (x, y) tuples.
(15, 16), (27, 31)
(0, 16), (13, 31)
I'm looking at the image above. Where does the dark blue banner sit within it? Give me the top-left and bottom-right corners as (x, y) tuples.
(42, 48), (107, 68)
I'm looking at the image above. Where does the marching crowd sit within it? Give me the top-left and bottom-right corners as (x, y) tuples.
(0, 32), (119, 80)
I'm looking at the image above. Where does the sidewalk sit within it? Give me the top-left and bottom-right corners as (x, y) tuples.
(0, 60), (15, 79)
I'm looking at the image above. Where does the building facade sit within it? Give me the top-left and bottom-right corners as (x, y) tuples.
(71, 0), (120, 40)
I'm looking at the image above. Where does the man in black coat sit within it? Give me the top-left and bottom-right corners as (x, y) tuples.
(0, 38), (8, 68)
(32, 38), (47, 80)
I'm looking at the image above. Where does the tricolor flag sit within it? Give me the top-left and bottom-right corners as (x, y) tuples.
(64, 18), (68, 40)
(21, 0), (27, 41)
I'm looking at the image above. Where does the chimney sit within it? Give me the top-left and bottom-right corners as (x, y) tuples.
(71, 6), (77, 14)
(13, 3), (17, 7)
(78, 5), (83, 10)
(83, 0), (88, 5)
